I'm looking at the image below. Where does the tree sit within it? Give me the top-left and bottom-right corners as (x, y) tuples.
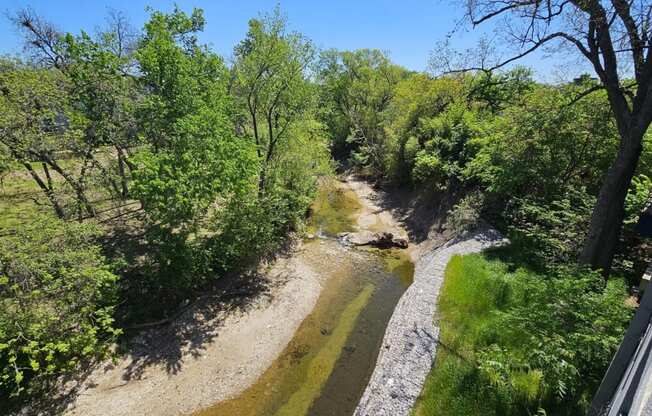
(232, 8), (316, 193)
(317, 49), (407, 173)
(63, 31), (139, 200)
(440, 0), (652, 274)
(133, 7), (256, 230)
(0, 61), (95, 219)
(10, 8), (140, 212)
(10, 8), (67, 70)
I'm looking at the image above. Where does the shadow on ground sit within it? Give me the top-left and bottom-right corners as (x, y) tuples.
(117, 268), (274, 381)
(15, 268), (275, 416)
(354, 175), (462, 245)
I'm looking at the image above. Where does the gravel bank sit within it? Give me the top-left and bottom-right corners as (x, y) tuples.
(354, 227), (507, 416)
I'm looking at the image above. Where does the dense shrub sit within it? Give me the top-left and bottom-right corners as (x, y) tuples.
(465, 86), (619, 199)
(0, 215), (119, 399)
(504, 188), (596, 267)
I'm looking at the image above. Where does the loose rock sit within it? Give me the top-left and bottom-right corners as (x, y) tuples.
(354, 227), (506, 416)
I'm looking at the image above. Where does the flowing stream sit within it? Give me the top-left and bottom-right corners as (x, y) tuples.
(195, 180), (414, 416)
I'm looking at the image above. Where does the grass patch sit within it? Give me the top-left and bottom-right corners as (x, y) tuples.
(0, 169), (50, 232)
(414, 255), (514, 416)
(413, 252), (632, 416)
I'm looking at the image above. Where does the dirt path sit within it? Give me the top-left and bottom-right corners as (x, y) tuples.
(58, 177), (410, 416)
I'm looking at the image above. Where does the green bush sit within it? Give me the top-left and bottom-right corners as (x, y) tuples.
(207, 193), (288, 275)
(505, 188), (596, 267)
(412, 151), (445, 185)
(624, 174), (652, 225)
(0, 215), (120, 399)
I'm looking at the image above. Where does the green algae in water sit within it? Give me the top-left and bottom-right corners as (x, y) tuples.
(358, 246), (415, 288)
(274, 284), (374, 416)
(307, 180), (362, 236)
(379, 249), (415, 287)
(194, 244), (376, 416)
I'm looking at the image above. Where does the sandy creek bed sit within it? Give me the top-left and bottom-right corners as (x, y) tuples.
(61, 177), (414, 416)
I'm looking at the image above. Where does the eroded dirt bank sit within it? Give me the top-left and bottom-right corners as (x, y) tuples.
(57, 176), (413, 416)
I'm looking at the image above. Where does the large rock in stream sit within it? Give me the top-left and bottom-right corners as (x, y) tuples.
(338, 231), (408, 249)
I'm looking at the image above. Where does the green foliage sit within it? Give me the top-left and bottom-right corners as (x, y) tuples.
(207, 193), (290, 274)
(383, 74), (464, 182)
(232, 7), (316, 193)
(61, 30), (139, 199)
(505, 188), (596, 266)
(0, 61), (97, 219)
(133, 7), (257, 230)
(207, 118), (332, 275)
(0, 65), (77, 159)
(444, 192), (485, 233)
(465, 86), (618, 199)
(411, 102), (484, 185)
(63, 31), (136, 147)
(467, 67), (535, 112)
(209, 7), (333, 279)
(316, 48), (408, 171)
(624, 174), (652, 225)
(484, 265), (631, 411)
(414, 253), (632, 416)
(0, 214), (119, 398)
(412, 151), (444, 184)
(4, 5), (648, 412)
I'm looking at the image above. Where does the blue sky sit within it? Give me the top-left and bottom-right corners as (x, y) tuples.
(0, 0), (590, 80)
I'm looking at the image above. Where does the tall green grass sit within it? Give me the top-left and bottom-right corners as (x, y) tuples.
(414, 255), (515, 416)
(413, 253), (632, 416)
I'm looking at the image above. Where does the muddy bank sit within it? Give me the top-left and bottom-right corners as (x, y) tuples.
(63, 247), (326, 416)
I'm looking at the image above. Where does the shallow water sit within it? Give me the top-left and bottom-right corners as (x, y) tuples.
(195, 180), (413, 416)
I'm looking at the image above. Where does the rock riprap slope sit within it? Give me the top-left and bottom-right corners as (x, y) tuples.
(354, 227), (507, 416)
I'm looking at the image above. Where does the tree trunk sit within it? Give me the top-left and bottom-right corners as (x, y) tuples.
(579, 131), (644, 274)
(258, 168), (267, 196)
(88, 154), (121, 198)
(44, 156), (96, 218)
(23, 162), (65, 218)
(116, 146), (129, 199)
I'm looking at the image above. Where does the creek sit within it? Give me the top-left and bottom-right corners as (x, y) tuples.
(195, 179), (413, 416)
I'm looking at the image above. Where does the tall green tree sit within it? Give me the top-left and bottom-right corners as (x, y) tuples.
(63, 30), (139, 200)
(232, 7), (316, 193)
(317, 49), (407, 173)
(133, 7), (256, 230)
(10, 8), (141, 215)
(443, 0), (652, 274)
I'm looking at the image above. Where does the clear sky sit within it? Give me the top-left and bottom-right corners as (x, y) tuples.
(0, 0), (590, 80)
